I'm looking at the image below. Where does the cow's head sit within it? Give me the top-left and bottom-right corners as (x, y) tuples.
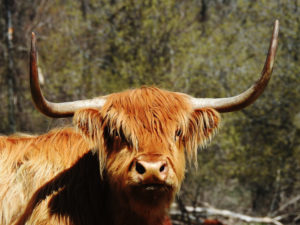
(29, 21), (278, 214)
(72, 87), (220, 212)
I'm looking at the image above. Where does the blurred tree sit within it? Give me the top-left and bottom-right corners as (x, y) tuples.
(0, 0), (299, 223)
(2, 0), (16, 133)
(0, 0), (55, 133)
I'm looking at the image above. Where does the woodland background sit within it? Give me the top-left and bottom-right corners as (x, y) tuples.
(0, 0), (299, 224)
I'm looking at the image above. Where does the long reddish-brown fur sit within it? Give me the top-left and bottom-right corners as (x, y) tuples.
(0, 87), (220, 225)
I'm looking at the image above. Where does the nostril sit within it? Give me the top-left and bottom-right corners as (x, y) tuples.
(135, 162), (146, 174)
(159, 163), (167, 173)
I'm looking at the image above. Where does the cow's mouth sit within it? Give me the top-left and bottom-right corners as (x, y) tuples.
(130, 183), (173, 195)
(129, 183), (174, 206)
(141, 183), (171, 191)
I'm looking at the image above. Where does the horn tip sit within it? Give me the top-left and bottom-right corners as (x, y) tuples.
(31, 32), (36, 52)
(274, 20), (280, 34)
(31, 32), (36, 41)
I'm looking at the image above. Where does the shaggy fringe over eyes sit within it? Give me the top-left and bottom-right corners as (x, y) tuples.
(73, 87), (220, 174)
(73, 107), (140, 176)
(183, 108), (220, 167)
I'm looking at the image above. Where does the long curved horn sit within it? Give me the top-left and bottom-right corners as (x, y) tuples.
(30, 32), (106, 118)
(191, 20), (279, 112)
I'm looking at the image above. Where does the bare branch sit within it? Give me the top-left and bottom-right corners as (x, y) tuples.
(272, 195), (300, 216)
(170, 204), (284, 225)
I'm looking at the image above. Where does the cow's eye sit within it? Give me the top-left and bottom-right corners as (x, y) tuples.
(113, 129), (132, 147)
(111, 129), (119, 138)
(175, 129), (182, 137)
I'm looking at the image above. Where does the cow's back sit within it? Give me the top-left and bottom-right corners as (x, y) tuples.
(0, 128), (89, 225)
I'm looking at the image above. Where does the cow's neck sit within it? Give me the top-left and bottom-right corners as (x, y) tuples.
(110, 207), (167, 225)
(108, 190), (167, 225)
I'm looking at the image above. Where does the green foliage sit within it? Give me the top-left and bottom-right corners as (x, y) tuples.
(0, 0), (299, 223)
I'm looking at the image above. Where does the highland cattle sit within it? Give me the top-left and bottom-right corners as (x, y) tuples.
(0, 21), (279, 225)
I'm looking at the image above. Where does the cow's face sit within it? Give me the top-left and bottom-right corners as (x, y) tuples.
(74, 87), (220, 213)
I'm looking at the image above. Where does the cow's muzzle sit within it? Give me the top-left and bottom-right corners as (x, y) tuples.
(131, 155), (169, 184)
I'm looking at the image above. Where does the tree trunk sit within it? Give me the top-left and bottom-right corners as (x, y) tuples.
(3, 0), (16, 133)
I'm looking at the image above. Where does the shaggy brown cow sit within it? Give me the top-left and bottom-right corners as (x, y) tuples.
(0, 21), (279, 225)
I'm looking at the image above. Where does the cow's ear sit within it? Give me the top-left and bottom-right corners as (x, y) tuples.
(184, 108), (220, 164)
(73, 108), (107, 176)
(73, 108), (103, 149)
